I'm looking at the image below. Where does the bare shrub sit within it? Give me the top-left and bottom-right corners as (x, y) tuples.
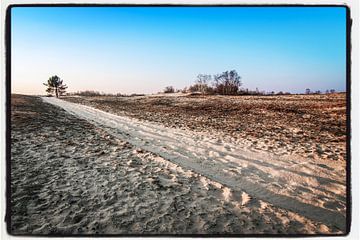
(181, 87), (188, 93)
(164, 86), (175, 93)
(195, 74), (212, 94)
(188, 84), (214, 95)
(213, 70), (242, 95)
(73, 90), (102, 96)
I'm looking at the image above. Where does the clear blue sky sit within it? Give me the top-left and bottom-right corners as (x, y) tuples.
(11, 6), (346, 94)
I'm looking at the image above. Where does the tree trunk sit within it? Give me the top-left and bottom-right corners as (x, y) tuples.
(55, 87), (58, 98)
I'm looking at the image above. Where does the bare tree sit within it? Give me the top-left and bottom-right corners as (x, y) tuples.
(164, 86), (175, 93)
(196, 74), (212, 94)
(213, 70), (242, 95)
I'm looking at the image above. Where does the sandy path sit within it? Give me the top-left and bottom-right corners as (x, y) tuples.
(42, 97), (346, 231)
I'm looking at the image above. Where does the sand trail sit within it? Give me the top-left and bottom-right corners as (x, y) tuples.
(42, 97), (346, 231)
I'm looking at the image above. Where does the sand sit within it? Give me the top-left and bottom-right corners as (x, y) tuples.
(10, 94), (347, 235)
(63, 93), (347, 162)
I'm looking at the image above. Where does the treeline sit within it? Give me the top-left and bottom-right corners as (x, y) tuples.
(66, 90), (145, 97)
(164, 70), (281, 96)
(65, 71), (339, 97)
(163, 70), (338, 96)
(305, 88), (337, 95)
(164, 70), (244, 95)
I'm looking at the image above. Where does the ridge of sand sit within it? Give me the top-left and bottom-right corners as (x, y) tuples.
(42, 97), (346, 231)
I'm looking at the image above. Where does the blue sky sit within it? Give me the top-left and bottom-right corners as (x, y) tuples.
(11, 6), (346, 94)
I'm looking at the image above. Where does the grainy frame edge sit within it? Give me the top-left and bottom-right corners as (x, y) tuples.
(345, 4), (352, 236)
(5, 4), (11, 236)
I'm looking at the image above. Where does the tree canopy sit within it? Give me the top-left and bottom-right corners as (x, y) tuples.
(213, 70), (242, 95)
(43, 75), (68, 97)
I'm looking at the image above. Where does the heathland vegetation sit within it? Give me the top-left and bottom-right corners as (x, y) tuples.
(44, 70), (338, 97)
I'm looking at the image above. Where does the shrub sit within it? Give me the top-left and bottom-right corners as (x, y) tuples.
(164, 86), (175, 93)
(188, 84), (214, 94)
(74, 90), (102, 97)
(213, 70), (242, 95)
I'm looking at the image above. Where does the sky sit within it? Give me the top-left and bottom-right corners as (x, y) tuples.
(11, 6), (347, 95)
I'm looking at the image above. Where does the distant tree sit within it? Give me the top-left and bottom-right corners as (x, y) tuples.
(189, 84), (214, 94)
(164, 86), (175, 93)
(213, 70), (242, 95)
(330, 89), (336, 94)
(196, 74), (212, 94)
(305, 88), (311, 94)
(315, 90), (321, 94)
(325, 89), (330, 94)
(43, 75), (68, 97)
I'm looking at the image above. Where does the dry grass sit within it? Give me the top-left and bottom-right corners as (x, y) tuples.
(63, 93), (347, 162)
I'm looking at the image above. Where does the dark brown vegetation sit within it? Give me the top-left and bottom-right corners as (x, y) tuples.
(163, 86), (175, 93)
(66, 90), (145, 97)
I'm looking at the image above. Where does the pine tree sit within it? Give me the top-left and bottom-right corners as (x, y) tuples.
(43, 75), (68, 97)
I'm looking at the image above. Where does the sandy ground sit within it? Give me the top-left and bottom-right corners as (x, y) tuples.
(63, 93), (347, 162)
(10, 94), (347, 235)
